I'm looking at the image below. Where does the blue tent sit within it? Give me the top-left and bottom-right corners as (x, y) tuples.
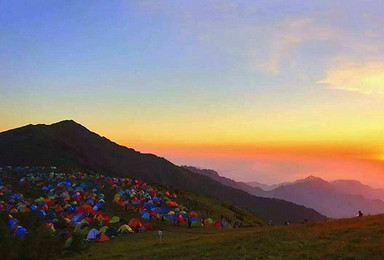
(40, 210), (47, 217)
(15, 226), (27, 236)
(141, 212), (150, 219)
(8, 219), (16, 228)
(159, 207), (168, 214)
(72, 214), (82, 222)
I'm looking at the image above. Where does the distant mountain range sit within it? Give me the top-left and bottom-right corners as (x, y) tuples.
(0, 120), (325, 224)
(246, 181), (290, 191)
(247, 178), (384, 200)
(184, 166), (384, 218)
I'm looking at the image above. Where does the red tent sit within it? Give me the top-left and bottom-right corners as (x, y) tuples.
(213, 221), (221, 228)
(81, 204), (93, 211)
(55, 206), (64, 212)
(143, 223), (153, 231)
(128, 218), (142, 228)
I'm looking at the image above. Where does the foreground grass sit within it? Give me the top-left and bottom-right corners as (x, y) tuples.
(67, 215), (384, 260)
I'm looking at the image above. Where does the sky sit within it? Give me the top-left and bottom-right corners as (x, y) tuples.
(1, 0), (384, 187)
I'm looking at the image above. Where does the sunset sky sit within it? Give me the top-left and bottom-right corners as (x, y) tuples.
(1, 1), (384, 187)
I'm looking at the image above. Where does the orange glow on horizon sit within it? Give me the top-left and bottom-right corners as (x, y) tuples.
(119, 140), (383, 161)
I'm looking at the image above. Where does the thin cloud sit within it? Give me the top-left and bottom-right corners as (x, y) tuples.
(318, 62), (384, 95)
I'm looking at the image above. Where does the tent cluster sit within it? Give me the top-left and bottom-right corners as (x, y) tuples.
(106, 177), (203, 226)
(0, 166), (233, 247)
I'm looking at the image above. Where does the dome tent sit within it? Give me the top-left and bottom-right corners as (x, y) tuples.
(87, 228), (99, 240)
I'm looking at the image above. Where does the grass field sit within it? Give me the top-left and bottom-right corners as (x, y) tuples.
(67, 214), (384, 260)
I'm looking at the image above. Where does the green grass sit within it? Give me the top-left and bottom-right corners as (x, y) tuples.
(67, 215), (384, 260)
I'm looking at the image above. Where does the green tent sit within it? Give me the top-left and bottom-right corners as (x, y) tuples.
(99, 226), (109, 233)
(118, 224), (133, 233)
(80, 219), (89, 226)
(34, 197), (44, 203)
(64, 237), (73, 248)
(110, 216), (120, 224)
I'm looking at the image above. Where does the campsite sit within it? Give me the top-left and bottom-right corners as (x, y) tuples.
(2, 166), (384, 259)
(0, 166), (262, 259)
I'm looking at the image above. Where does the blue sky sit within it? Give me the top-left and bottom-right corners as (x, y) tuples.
(1, 0), (384, 185)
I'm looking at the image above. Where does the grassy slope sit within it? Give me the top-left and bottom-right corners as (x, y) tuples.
(68, 215), (384, 260)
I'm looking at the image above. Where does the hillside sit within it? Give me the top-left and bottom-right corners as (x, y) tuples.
(0, 165), (266, 259)
(0, 120), (325, 224)
(68, 214), (384, 259)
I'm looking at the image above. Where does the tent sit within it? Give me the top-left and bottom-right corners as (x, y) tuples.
(81, 204), (93, 211)
(118, 224), (133, 233)
(87, 228), (99, 240)
(80, 219), (90, 226)
(213, 220), (221, 228)
(64, 237), (73, 248)
(177, 215), (184, 222)
(141, 212), (150, 219)
(72, 214), (82, 222)
(109, 216), (120, 224)
(99, 226), (109, 233)
(143, 223), (153, 231)
(128, 218), (142, 228)
(15, 226), (27, 236)
(159, 207), (168, 214)
(97, 233), (110, 242)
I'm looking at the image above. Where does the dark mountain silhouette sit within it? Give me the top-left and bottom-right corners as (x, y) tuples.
(0, 120), (325, 224)
(185, 166), (384, 218)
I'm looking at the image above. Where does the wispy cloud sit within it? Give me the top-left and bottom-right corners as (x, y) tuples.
(250, 18), (335, 74)
(318, 62), (384, 95)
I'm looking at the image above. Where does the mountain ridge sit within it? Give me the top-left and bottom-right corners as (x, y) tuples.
(0, 120), (325, 224)
(185, 166), (384, 218)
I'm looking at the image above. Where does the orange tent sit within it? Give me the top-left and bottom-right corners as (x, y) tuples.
(97, 233), (110, 242)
